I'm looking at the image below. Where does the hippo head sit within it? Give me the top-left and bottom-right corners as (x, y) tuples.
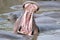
(14, 1), (39, 36)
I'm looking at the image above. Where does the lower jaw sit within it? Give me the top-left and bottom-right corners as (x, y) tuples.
(17, 31), (33, 36)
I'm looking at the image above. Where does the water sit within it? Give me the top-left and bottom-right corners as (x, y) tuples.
(37, 30), (60, 40)
(0, 1), (60, 40)
(1, 11), (60, 40)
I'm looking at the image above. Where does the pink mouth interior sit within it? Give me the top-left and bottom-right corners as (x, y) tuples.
(18, 11), (33, 36)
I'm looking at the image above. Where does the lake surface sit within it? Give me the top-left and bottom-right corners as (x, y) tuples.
(0, 1), (60, 40)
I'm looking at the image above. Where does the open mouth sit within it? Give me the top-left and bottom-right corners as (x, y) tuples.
(17, 11), (33, 36)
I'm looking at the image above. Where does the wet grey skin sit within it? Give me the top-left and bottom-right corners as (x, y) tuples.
(7, 13), (18, 23)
